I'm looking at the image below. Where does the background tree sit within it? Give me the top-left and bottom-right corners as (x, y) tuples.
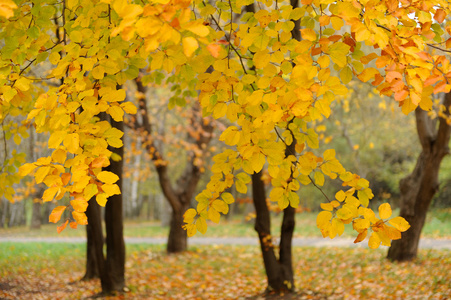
(132, 78), (214, 253)
(388, 93), (451, 262)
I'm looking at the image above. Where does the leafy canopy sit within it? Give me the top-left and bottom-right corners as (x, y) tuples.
(1, 0), (449, 247)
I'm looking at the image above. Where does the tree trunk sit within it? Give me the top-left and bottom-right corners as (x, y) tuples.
(30, 201), (41, 230)
(167, 200), (189, 253)
(104, 118), (126, 292)
(30, 185), (44, 230)
(388, 93), (451, 261)
(252, 171), (294, 293)
(134, 77), (213, 254)
(83, 199), (104, 280)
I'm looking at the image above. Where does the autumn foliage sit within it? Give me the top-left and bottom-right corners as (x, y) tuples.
(0, 0), (450, 250)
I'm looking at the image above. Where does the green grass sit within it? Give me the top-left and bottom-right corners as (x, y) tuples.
(1, 209), (450, 239)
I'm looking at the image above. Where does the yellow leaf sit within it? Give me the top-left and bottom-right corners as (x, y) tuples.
(270, 187), (284, 202)
(51, 149), (67, 164)
(378, 203), (392, 219)
(213, 102), (227, 119)
(83, 183), (98, 200)
(328, 42), (350, 68)
(42, 186), (59, 202)
(388, 216), (410, 232)
(35, 166), (51, 184)
(121, 102), (137, 114)
(196, 216), (208, 234)
(385, 226), (401, 240)
(208, 207), (221, 223)
(49, 206), (66, 223)
(336, 206), (353, 220)
(102, 183), (121, 196)
(353, 218), (370, 233)
(185, 223), (196, 237)
(103, 89), (126, 102)
(330, 16), (344, 31)
(222, 192), (235, 204)
(108, 105), (124, 121)
(63, 133), (80, 154)
(254, 49), (271, 69)
(72, 211), (88, 225)
(332, 218), (345, 236)
(69, 221), (78, 229)
(96, 193), (108, 207)
(278, 194), (289, 210)
(97, 171), (119, 184)
(183, 37), (198, 57)
(300, 28), (316, 41)
(317, 56), (330, 69)
(320, 202), (333, 211)
(70, 199), (89, 212)
(212, 199), (228, 214)
(357, 67), (379, 82)
(47, 131), (67, 149)
(183, 208), (197, 223)
(184, 21), (210, 37)
(314, 171), (325, 186)
(219, 126), (241, 146)
(0, 0), (17, 19)
(340, 66), (352, 84)
(92, 66), (105, 79)
(316, 211), (332, 229)
(19, 163), (37, 176)
(368, 232), (381, 249)
(14, 77), (30, 91)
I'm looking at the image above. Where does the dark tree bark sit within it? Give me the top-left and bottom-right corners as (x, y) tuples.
(104, 117), (126, 290)
(83, 199), (104, 280)
(252, 171), (295, 293)
(82, 113), (126, 294)
(387, 93), (451, 261)
(134, 79), (213, 253)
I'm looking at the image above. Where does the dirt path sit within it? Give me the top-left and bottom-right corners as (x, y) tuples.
(1, 236), (450, 249)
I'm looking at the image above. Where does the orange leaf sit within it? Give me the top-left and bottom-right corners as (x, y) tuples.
(57, 220), (69, 233)
(353, 229), (367, 243)
(434, 9), (446, 23)
(207, 43), (221, 58)
(61, 172), (71, 186)
(69, 221), (78, 229)
(49, 206), (66, 223)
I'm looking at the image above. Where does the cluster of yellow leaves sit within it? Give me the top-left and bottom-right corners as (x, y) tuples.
(317, 194), (410, 249)
(182, 0), (450, 243)
(0, 0), (142, 229)
(2, 0), (450, 236)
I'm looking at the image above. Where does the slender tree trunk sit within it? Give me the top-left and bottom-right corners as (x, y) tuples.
(167, 200), (189, 253)
(83, 199), (104, 280)
(30, 201), (41, 229)
(252, 171), (294, 293)
(388, 93), (451, 261)
(104, 118), (126, 291)
(30, 185), (44, 230)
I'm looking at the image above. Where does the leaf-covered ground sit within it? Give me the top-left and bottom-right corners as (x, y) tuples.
(0, 243), (449, 299)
